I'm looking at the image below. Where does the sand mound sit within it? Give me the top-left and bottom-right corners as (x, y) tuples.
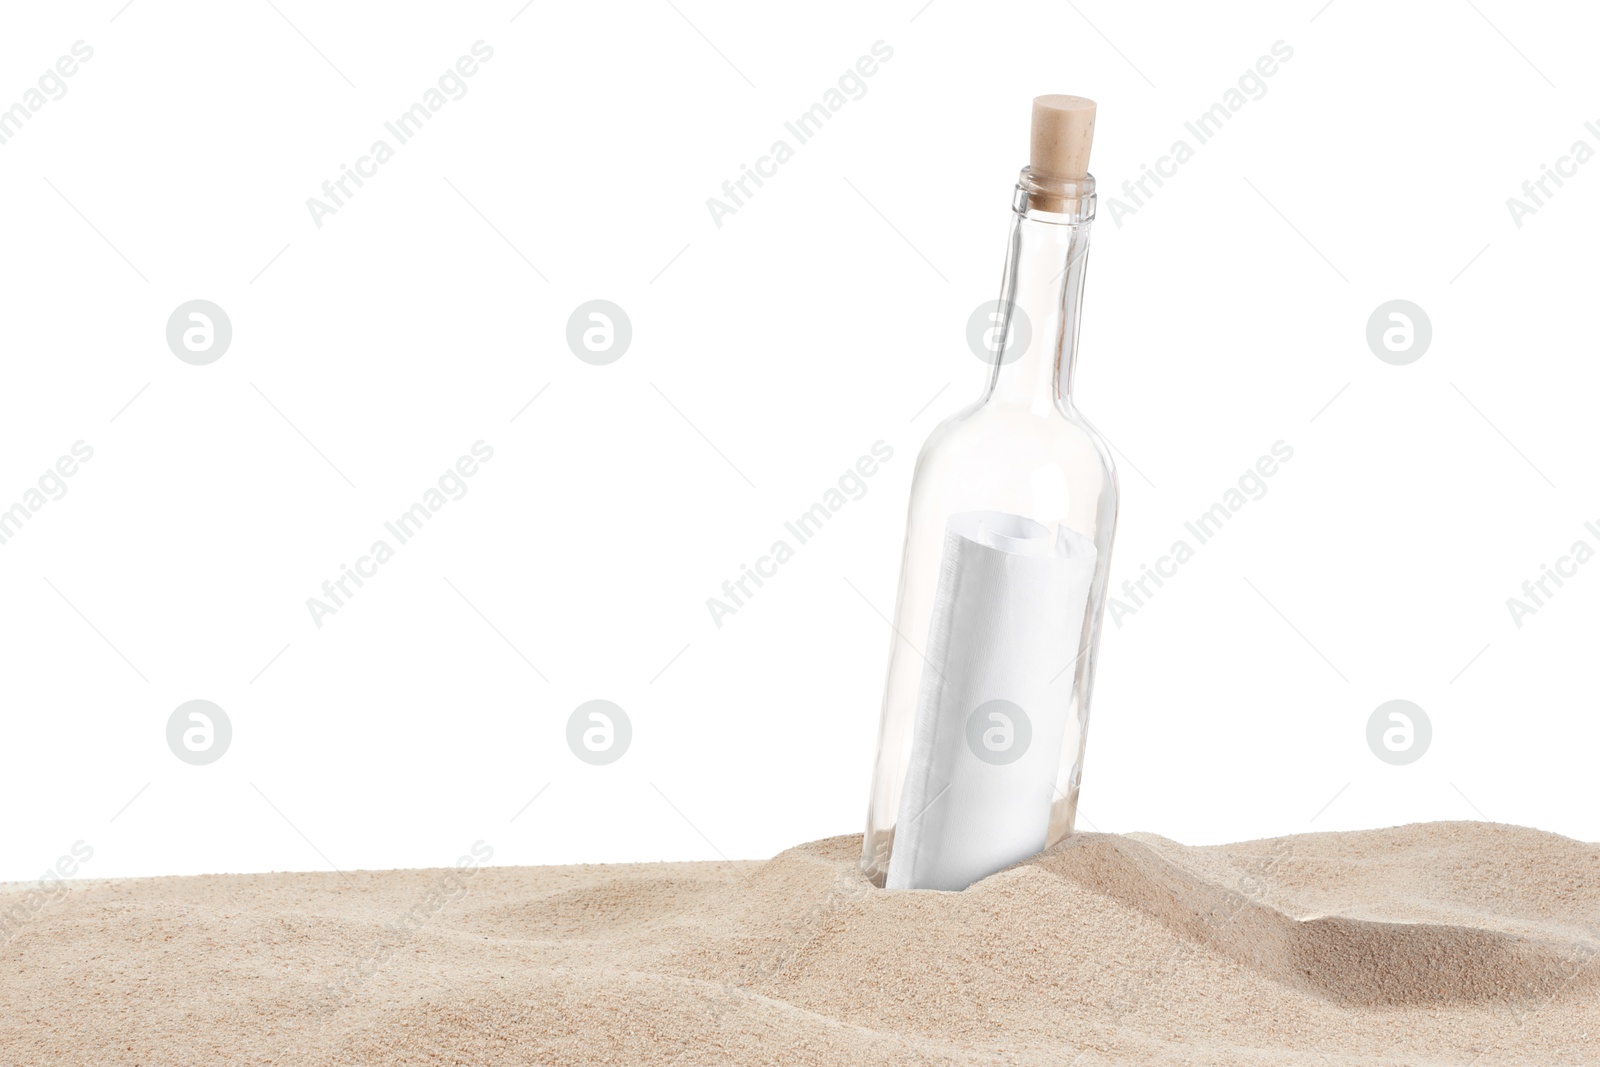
(4, 822), (1597, 1065)
(1036, 827), (1600, 1006)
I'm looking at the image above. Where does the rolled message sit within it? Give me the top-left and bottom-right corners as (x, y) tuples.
(887, 510), (1097, 891)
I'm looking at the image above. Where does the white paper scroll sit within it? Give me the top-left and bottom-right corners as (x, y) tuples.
(887, 510), (1098, 891)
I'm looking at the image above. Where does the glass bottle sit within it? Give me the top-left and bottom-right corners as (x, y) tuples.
(861, 152), (1118, 890)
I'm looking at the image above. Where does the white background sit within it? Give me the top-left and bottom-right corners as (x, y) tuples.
(2, 0), (1596, 882)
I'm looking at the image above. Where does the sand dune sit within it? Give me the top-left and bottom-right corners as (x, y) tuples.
(4, 821), (1597, 1064)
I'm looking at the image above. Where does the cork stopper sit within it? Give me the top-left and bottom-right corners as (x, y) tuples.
(1030, 95), (1096, 181)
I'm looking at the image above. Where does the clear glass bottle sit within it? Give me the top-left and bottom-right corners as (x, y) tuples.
(861, 164), (1118, 889)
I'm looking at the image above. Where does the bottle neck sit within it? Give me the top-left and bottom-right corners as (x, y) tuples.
(984, 170), (1095, 414)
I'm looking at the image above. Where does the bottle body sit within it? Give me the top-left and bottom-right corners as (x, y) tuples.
(861, 170), (1118, 889)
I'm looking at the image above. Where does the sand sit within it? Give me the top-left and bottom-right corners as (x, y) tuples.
(3, 821), (1597, 1065)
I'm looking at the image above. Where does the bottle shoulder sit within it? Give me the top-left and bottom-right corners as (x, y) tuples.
(904, 394), (1119, 542)
(916, 397), (1118, 481)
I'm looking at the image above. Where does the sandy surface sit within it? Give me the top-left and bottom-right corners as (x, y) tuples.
(3, 821), (1598, 1065)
